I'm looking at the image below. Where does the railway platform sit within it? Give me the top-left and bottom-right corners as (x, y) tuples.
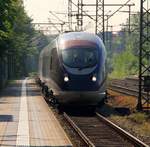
(0, 78), (72, 147)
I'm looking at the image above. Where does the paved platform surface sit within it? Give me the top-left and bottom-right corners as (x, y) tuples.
(0, 78), (72, 147)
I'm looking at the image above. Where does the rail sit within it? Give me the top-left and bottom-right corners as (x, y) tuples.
(64, 113), (95, 147)
(96, 113), (149, 147)
(63, 112), (149, 147)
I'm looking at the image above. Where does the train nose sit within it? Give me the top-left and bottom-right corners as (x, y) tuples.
(63, 74), (100, 91)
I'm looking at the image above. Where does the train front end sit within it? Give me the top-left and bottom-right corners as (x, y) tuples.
(57, 32), (107, 106)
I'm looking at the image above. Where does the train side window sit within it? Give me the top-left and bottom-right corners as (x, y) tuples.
(50, 48), (57, 70)
(43, 57), (46, 76)
(50, 56), (52, 69)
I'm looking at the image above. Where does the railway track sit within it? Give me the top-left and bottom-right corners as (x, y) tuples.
(108, 78), (147, 97)
(64, 112), (149, 147)
(109, 78), (139, 89)
(108, 84), (139, 97)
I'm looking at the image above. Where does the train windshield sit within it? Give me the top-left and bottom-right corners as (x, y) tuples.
(61, 47), (98, 68)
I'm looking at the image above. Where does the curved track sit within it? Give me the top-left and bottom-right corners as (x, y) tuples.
(64, 112), (149, 147)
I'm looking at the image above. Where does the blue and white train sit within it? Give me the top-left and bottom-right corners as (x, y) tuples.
(39, 32), (107, 108)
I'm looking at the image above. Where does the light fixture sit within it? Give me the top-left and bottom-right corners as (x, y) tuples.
(64, 76), (69, 82)
(92, 76), (97, 82)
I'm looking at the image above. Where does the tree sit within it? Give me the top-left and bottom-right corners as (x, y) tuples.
(0, 0), (47, 79)
(110, 13), (142, 78)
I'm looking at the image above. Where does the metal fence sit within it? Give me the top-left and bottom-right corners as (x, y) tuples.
(0, 57), (8, 88)
(0, 55), (38, 88)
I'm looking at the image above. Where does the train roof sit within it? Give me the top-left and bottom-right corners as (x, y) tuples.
(57, 32), (103, 46)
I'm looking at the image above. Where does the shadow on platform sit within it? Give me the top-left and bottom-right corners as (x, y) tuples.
(0, 115), (13, 122)
(0, 144), (70, 147)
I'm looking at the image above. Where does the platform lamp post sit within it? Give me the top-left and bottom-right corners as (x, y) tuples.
(137, 0), (150, 111)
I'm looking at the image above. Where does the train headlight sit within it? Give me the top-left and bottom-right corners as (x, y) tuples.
(92, 76), (97, 82)
(64, 76), (69, 82)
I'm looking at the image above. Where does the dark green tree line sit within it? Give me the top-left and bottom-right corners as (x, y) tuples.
(0, 0), (48, 87)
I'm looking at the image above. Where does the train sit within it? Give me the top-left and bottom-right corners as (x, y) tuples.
(38, 32), (107, 109)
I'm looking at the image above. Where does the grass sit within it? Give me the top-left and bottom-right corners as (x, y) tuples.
(128, 113), (149, 124)
(109, 112), (150, 142)
(107, 90), (150, 143)
(28, 72), (38, 78)
(109, 74), (126, 79)
(8, 80), (17, 85)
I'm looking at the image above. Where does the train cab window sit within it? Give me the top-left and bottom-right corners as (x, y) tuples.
(61, 47), (98, 68)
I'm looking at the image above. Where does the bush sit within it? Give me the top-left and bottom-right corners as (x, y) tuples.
(127, 113), (148, 124)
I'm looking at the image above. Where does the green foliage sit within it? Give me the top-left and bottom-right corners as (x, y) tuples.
(109, 13), (142, 78)
(110, 47), (138, 78)
(0, 0), (49, 78)
(28, 72), (38, 78)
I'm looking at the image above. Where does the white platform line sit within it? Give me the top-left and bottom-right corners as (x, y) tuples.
(16, 78), (29, 146)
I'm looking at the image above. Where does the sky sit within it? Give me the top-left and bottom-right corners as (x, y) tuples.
(23, 0), (140, 33)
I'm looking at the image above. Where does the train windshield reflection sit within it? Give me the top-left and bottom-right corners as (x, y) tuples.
(61, 47), (98, 68)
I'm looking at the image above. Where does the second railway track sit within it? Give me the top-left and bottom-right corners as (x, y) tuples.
(108, 78), (148, 97)
(108, 84), (139, 97)
(63, 112), (149, 147)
